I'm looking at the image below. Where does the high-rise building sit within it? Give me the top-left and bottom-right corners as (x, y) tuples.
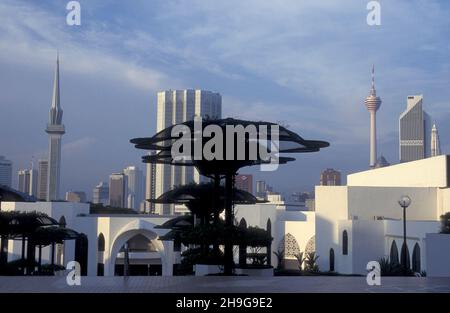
(65, 191), (86, 203)
(431, 123), (441, 157)
(155, 89), (222, 214)
(109, 173), (127, 208)
(123, 166), (145, 211)
(93, 181), (109, 206)
(320, 168), (341, 186)
(364, 66), (382, 168)
(0, 156), (12, 187)
(45, 54), (65, 201)
(17, 168), (37, 196)
(255, 180), (273, 200)
(37, 159), (48, 200)
(399, 95), (432, 163)
(145, 152), (157, 214)
(256, 180), (267, 199)
(235, 174), (253, 195)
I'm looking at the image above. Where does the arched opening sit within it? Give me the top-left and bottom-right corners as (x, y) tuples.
(305, 236), (316, 255)
(75, 233), (88, 276)
(400, 242), (410, 270)
(390, 240), (399, 264)
(97, 233), (105, 276)
(56, 216), (66, 265)
(342, 230), (348, 255)
(278, 233), (300, 270)
(329, 248), (335, 272)
(280, 233), (300, 257)
(113, 233), (162, 276)
(238, 218), (248, 266)
(412, 243), (421, 273)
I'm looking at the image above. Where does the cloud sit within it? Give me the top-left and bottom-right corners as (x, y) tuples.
(0, 0), (176, 92)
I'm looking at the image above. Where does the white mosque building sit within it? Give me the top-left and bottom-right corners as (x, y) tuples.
(2, 156), (450, 277)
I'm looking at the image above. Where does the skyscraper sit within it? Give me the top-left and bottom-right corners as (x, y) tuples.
(123, 166), (145, 211)
(399, 95), (432, 162)
(364, 66), (382, 168)
(320, 168), (341, 186)
(45, 54), (65, 201)
(235, 174), (253, 195)
(109, 173), (127, 208)
(155, 89), (222, 214)
(65, 191), (86, 203)
(255, 180), (267, 199)
(0, 156), (12, 187)
(255, 180), (273, 200)
(431, 123), (441, 157)
(18, 168), (37, 196)
(145, 152), (157, 214)
(37, 159), (48, 200)
(92, 181), (109, 206)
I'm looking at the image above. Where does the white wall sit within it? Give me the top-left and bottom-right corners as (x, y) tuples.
(283, 212), (315, 269)
(347, 186), (438, 221)
(385, 220), (440, 273)
(347, 155), (448, 188)
(436, 188), (450, 218)
(315, 186), (348, 272)
(348, 221), (384, 275)
(426, 233), (450, 277)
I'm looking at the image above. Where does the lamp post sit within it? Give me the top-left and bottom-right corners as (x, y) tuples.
(398, 195), (411, 275)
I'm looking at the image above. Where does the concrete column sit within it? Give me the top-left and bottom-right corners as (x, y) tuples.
(161, 241), (174, 276)
(369, 111), (377, 168)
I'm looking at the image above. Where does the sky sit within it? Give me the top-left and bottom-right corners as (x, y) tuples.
(1, 0), (450, 199)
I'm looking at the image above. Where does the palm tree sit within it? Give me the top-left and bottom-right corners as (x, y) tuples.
(304, 252), (319, 272)
(294, 252), (305, 270)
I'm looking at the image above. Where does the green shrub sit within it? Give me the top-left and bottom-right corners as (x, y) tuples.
(304, 252), (319, 272)
(378, 257), (414, 276)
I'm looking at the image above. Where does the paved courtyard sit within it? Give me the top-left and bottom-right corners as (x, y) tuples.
(0, 276), (449, 293)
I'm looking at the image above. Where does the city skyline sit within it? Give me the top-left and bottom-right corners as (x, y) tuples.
(2, 1), (450, 197)
(2, 1), (450, 294)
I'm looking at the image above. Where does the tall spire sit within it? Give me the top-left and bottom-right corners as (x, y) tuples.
(431, 122), (441, 157)
(365, 65), (382, 169)
(370, 64), (377, 96)
(49, 52), (62, 125)
(45, 52), (65, 201)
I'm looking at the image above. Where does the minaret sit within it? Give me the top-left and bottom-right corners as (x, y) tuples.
(364, 65), (382, 168)
(45, 53), (65, 201)
(431, 123), (441, 157)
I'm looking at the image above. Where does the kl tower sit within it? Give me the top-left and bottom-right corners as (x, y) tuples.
(364, 65), (382, 169)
